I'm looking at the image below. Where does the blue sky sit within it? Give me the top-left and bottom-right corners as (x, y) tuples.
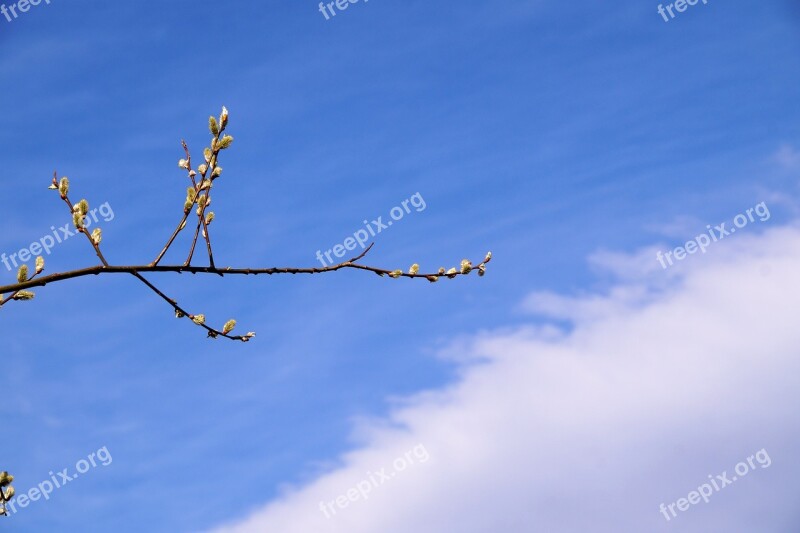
(1, 1), (800, 532)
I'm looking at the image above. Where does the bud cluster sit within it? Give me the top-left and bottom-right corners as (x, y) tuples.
(72, 198), (90, 229)
(385, 252), (492, 282)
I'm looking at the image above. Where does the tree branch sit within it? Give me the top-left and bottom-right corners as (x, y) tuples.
(0, 107), (491, 342)
(0, 245), (491, 295)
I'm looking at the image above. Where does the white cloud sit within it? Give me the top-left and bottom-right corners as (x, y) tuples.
(773, 144), (800, 169)
(211, 225), (800, 533)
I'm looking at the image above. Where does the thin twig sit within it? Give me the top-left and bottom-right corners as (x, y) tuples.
(151, 141), (199, 266)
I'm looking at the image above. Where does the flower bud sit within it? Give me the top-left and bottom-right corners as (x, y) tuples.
(217, 135), (234, 150)
(17, 265), (28, 283)
(192, 314), (206, 325)
(58, 177), (69, 197)
(389, 270), (403, 278)
(13, 291), (35, 300)
(178, 158), (189, 170)
(409, 264), (419, 275)
(460, 259), (472, 275)
(222, 319), (236, 335)
(220, 106), (229, 129)
(209, 116), (220, 136)
(91, 228), (102, 245)
(35, 256), (45, 274)
(446, 268), (458, 278)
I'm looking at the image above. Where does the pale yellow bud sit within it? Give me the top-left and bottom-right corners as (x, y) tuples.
(460, 259), (472, 275)
(222, 319), (236, 335)
(389, 269), (403, 278)
(35, 256), (44, 274)
(17, 265), (28, 283)
(209, 116), (220, 136)
(91, 228), (102, 245)
(192, 314), (206, 325)
(217, 135), (234, 150)
(409, 264), (419, 275)
(13, 291), (35, 300)
(58, 177), (69, 197)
